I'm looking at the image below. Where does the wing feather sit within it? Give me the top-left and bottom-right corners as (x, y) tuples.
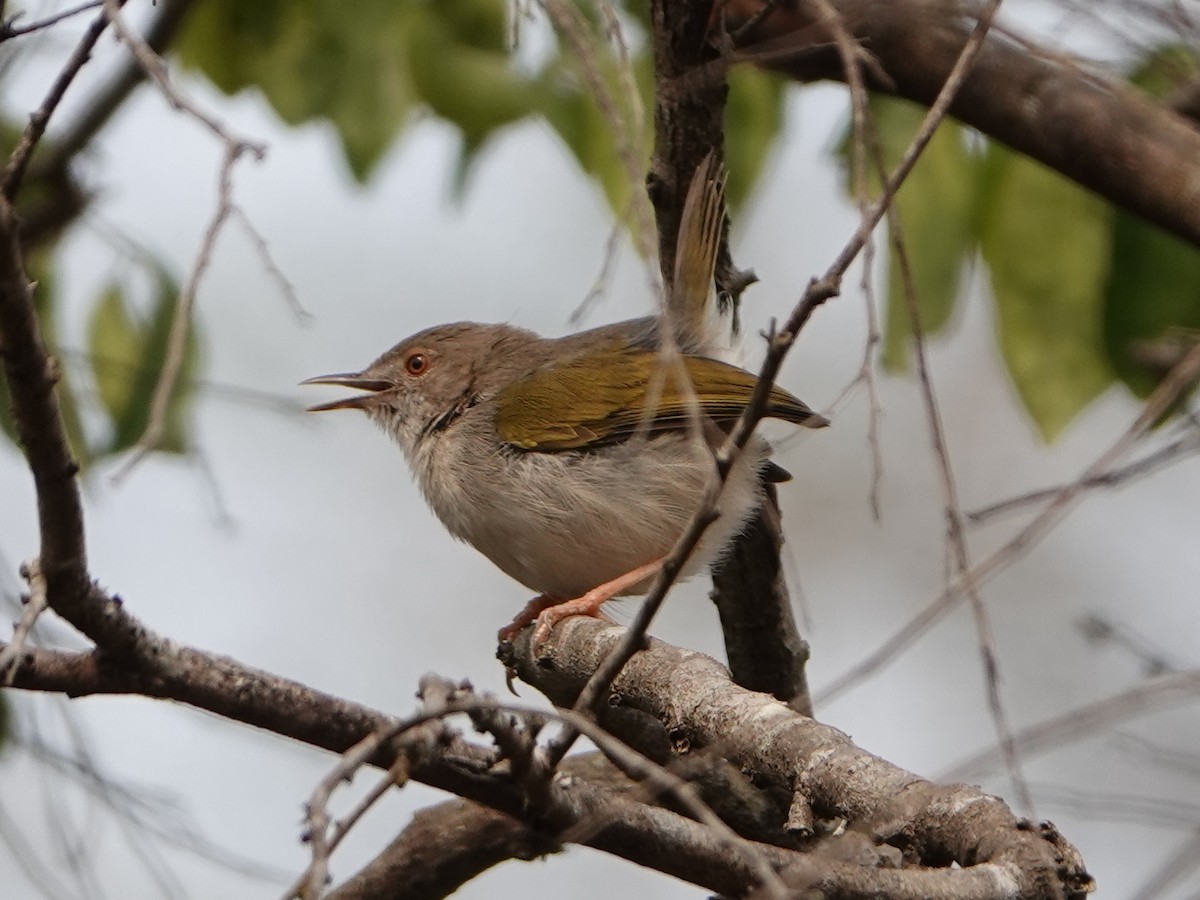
(496, 343), (826, 451)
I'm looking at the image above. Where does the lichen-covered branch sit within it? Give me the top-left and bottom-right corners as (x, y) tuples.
(504, 617), (1094, 898)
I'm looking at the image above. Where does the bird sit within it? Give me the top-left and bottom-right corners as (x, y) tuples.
(304, 160), (827, 648)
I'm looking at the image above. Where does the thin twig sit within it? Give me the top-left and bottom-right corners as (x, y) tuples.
(291, 729), (407, 900)
(821, 341), (1200, 704)
(0, 559), (48, 685)
(99, 0), (266, 476)
(469, 681), (789, 900)
(288, 688), (453, 900)
(1078, 613), (1182, 677)
(808, 0), (885, 520)
(232, 207), (311, 324)
(28, 0), (198, 182)
(967, 426), (1200, 524)
(850, 0), (1032, 816)
(0, 0), (104, 40)
(101, 0), (266, 155)
(1, 5), (113, 199)
(537, 0), (658, 283)
(569, 217), (624, 325)
(286, 677), (787, 900)
(546, 705), (790, 900)
(110, 145), (245, 480)
(546, 0), (1003, 766)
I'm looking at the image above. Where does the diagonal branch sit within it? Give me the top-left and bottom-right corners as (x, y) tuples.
(0, 193), (93, 626)
(821, 340), (1200, 703)
(0, 4), (115, 199)
(505, 617), (1095, 898)
(725, 0), (1200, 247)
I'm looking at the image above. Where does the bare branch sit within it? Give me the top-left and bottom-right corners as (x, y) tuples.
(326, 798), (553, 900)
(232, 207), (312, 324)
(111, 144), (246, 478)
(821, 341), (1200, 703)
(0, 643), (831, 896)
(98, 0), (266, 474)
(967, 426), (1200, 524)
(505, 617), (1095, 898)
(0, 188), (98, 637)
(0, 558), (47, 684)
(945, 670), (1200, 782)
(289, 696), (452, 900)
(1, 5), (112, 199)
(726, 0), (1200, 247)
(29, 0), (198, 181)
(0, 1), (104, 41)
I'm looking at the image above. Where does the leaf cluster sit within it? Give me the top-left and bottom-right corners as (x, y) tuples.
(838, 53), (1200, 438)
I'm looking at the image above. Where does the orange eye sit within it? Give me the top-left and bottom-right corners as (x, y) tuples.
(404, 352), (429, 376)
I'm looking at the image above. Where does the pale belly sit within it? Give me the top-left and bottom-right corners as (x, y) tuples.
(418, 431), (769, 599)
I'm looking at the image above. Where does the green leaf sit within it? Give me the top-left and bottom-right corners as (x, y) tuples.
(1127, 44), (1199, 98)
(834, 98), (979, 370)
(978, 146), (1115, 439)
(407, 0), (548, 182)
(866, 98), (979, 370)
(542, 51), (652, 223)
(89, 285), (143, 424)
(1104, 213), (1200, 396)
(178, 0), (421, 182)
(724, 68), (785, 210)
(86, 272), (199, 456)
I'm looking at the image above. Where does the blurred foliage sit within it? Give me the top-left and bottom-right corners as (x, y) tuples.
(836, 99), (981, 372)
(0, 240), (199, 469)
(176, 0), (784, 214)
(86, 271), (199, 457)
(1, 3), (1198, 465)
(838, 42), (1200, 438)
(978, 146), (1113, 439)
(0, 98), (199, 470)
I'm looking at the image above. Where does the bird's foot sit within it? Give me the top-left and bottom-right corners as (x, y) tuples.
(526, 558), (664, 652)
(498, 594), (560, 645)
(529, 594), (618, 651)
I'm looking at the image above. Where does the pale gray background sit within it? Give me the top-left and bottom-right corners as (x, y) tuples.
(1, 9), (1198, 898)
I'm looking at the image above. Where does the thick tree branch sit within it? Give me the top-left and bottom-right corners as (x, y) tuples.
(725, 0), (1200, 246)
(649, 0), (812, 715)
(3, 642), (820, 896)
(504, 617), (1095, 898)
(326, 800), (550, 900)
(0, 197), (94, 623)
(9, 626), (1091, 898)
(328, 752), (635, 900)
(710, 486), (812, 714)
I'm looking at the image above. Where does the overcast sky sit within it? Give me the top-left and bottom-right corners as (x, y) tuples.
(2, 7), (1199, 898)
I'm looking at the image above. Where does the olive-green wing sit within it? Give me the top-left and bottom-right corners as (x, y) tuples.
(495, 345), (827, 451)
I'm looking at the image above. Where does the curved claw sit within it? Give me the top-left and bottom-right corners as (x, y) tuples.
(530, 599), (617, 652)
(498, 594), (561, 645)
(499, 559), (665, 653)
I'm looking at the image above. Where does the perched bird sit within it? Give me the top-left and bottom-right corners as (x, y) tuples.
(305, 161), (827, 647)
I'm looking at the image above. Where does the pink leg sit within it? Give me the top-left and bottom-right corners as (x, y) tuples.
(498, 594), (561, 644)
(530, 558), (663, 650)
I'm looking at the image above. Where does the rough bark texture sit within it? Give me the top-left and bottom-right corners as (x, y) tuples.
(710, 487), (813, 714)
(504, 618), (1094, 899)
(726, 0), (1200, 245)
(648, 0), (815, 716)
(0, 1), (1134, 896)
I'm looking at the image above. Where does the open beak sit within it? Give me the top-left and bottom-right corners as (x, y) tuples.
(301, 373), (394, 412)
